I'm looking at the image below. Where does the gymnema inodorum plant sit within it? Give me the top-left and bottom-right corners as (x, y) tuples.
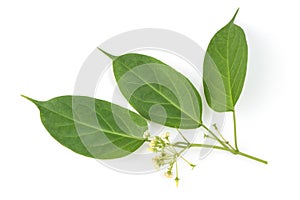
(22, 9), (267, 186)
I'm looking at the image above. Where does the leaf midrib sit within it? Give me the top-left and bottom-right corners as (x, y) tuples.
(38, 102), (145, 141)
(225, 24), (235, 109)
(118, 61), (202, 126)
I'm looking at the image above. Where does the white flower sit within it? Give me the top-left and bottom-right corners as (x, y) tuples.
(143, 130), (150, 139)
(175, 177), (179, 187)
(152, 156), (164, 169)
(148, 136), (166, 152)
(164, 170), (173, 178)
(149, 140), (155, 147)
(161, 132), (170, 139)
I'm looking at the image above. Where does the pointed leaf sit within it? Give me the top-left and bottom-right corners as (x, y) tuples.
(101, 51), (202, 129)
(203, 9), (248, 112)
(23, 95), (147, 159)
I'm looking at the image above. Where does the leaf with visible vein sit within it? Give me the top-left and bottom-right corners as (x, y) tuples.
(22, 95), (148, 159)
(203, 9), (248, 112)
(99, 49), (203, 129)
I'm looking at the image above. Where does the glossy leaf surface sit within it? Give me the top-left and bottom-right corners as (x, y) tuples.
(106, 51), (202, 129)
(203, 9), (248, 112)
(23, 95), (147, 159)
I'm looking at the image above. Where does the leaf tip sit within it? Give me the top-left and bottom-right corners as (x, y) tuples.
(229, 8), (240, 24)
(97, 47), (118, 60)
(21, 94), (39, 105)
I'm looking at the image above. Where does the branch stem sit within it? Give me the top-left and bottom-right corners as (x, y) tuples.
(189, 143), (267, 164)
(202, 125), (233, 151)
(233, 110), (239, 151)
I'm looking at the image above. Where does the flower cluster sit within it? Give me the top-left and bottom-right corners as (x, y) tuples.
(146, 131), (180, 184)
(152, 153), (171, 169)
(148, 132), (170, 152)
(145, 130), (196, 187)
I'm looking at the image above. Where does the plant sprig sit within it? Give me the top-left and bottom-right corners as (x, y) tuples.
(23, 9), (267, 187)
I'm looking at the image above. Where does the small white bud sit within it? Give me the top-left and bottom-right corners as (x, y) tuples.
(143, 130), (150, 139)
(162, 132), (170, 139)
(164, 171), (173, 178)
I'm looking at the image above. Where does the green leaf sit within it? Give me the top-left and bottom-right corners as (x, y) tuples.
(203, 9), (248, 112)
(22, 95), (148, 159)
(99, 49), (202, 129)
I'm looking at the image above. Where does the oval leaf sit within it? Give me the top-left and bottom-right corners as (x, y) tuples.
(23, 95), (147, 159)
(100, 49), (202, 129)
(203, 9), (248, 112)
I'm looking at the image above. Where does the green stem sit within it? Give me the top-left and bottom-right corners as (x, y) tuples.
(202, 125), (232, 150)
(237, 151), (268, 164)
(180, 156), (196, 168)
(175, 161), (179, 187)
(189, 143), (227, 151)
(212, 124), (235, 151)
(177, 129), (190, 144)
(189, 143), (267, 164)
(233, 110), (239, 151)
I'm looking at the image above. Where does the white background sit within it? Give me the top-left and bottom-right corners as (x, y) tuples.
(1, 0), (299, 199)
